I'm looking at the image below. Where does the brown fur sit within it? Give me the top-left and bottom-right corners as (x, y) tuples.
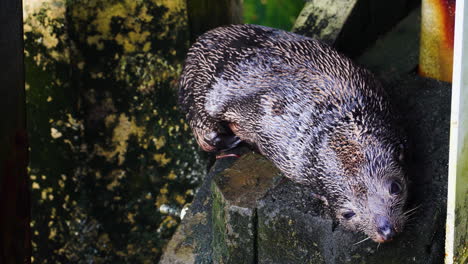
(179, 24), (408, 243)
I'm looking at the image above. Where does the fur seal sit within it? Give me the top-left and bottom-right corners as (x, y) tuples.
(179, 24), (408, 243)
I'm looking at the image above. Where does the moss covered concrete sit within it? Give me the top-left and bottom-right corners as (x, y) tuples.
(211, 153), (281, 263)
(160, 148), (251, 263)
(24, 0), (208, 262)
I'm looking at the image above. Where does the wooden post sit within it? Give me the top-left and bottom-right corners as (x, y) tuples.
(446, 1), (468, 263)
(292, 0), (419, 57)
(186, 0), (243, 42)
(0, 0), (30, 263)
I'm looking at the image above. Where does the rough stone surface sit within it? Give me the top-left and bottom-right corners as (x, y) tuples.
(159, 158), (228, 263)
(159, 147), (251, 263)
(211, 153), (281, 264)
(211, 187), (255, 263)
(214, 154), (281, 208)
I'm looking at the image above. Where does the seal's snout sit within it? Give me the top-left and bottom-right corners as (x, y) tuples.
(376, 216), (396, 242)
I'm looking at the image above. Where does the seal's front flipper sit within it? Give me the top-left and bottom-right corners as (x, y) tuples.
(189, 113), (241, 152)
(192, 124), (242, 152)
(204, 132), (241, 152)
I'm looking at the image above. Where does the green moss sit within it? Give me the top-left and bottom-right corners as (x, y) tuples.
(211, 182), (230, 262)
(211, 173), (256, 263)
(25, 0), (206, 262)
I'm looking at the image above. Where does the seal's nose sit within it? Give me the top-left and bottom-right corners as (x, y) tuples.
(376, 216), (395, 241)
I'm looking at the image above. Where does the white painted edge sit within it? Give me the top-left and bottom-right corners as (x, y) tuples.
(445, 0), (465, 263)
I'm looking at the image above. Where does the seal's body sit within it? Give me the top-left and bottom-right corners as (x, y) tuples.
(179, 24), (408, 243)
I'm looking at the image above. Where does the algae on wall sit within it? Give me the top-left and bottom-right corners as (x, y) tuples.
(25, 0), (207, 262)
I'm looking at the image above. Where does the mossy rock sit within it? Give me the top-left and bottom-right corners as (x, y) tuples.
(211, 153), (281, 264)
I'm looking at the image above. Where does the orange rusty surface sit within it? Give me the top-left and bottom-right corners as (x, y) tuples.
(438, 0), (456, 47)
(419, 0), (456, 82)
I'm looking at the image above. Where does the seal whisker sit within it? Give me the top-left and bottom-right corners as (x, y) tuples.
(404, 215), (418, 224)
(400, 210), (418, 225)
(404, 204), (421, 215)
(402, 219), (418, 230)
(353, 237), (370, 246)
(404, 208), (417, 215)
(404, 211), (418, 219)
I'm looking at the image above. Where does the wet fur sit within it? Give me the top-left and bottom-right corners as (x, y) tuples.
(179, 24), (408, 242)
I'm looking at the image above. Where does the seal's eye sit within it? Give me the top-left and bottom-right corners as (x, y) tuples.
(342, 211), (355, 220)
(390, 181), (402, 195)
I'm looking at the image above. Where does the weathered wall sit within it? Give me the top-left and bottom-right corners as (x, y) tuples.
(24, 0), (207, 262)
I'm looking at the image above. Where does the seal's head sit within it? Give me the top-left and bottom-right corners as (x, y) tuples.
(316, 122), (408, 243)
